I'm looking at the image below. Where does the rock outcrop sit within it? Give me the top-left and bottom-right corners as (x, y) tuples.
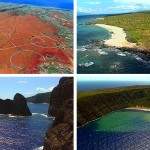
(0, 93), (32, 116)
(27, 92), (51, 103)
(12, 93), (32, 116)
(0, 99), (13, 114)
(43, 77), (73, 150)
(78, 85), (150, 127)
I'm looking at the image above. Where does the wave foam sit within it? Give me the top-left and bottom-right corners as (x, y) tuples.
(78, 46), (87, 51)
(34, 146), (43, 150)
(98, 50), (108, 55)
(78, 62), (94, 67)
(117, 52), (126, 56)
(32, 113), (55, 119)
(33, 113), (47, 117)
(8, 115), (26, 118)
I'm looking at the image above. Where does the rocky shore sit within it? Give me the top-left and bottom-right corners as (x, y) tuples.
(0, 93), (32, 116)
(88, 39), (150, 62)
(43, 77), (73, 150)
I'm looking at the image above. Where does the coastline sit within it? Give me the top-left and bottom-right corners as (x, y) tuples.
(0, 2), (73, 11)
(78, 107), (150, 128)
(95, 24), (137, 49)
(125, 107), (150, 112)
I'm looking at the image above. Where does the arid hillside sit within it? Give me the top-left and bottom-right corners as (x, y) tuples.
(0, 4), (73, 74)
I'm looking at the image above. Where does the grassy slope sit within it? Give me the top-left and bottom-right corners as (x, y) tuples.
(89, 11), (150, 51)
(78, 85), (150, 126)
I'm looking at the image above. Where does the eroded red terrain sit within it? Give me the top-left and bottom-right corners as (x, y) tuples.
(49, 12), (73, 28)
(0, 12), (73, 74)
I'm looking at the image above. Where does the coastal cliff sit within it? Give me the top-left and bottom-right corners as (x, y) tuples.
(0, 93), (32, 116)
(43, 77), (73, 150)
(78, 85), (150, 127)
(27, 92), (51, 103)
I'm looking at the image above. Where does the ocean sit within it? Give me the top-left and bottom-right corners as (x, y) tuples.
(0, 0), (73, 10)
(77, 80), (150, 91)
(0, 103), (53, 150)
(77, 15), (150, 74)
(78, 109), (150, 150)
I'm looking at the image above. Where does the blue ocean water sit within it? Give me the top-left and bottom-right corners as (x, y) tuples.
(0, 103), (53, 150)
(78, 109), (150, 150)
(77, 15), (150, 74)
(77, 80), (150, 91)
(77, 15), (110, 46)
(0, 0), (73, 10)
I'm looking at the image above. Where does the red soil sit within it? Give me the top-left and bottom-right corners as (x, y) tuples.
(0, 12), (73, 74)
(49, 12), (73, 28)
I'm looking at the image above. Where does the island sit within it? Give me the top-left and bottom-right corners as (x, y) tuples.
(0, 93), (32, 116)
(27, 92), (51, 103)
(78, 85), (150, 127)
(0, 3), (73, 74)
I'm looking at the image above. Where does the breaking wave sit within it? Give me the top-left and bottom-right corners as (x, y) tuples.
(78, 62), (94, 67)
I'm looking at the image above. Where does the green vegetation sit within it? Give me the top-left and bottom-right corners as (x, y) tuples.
(78, 85), (150, 127)
(27, 92), (51, 103)
(88, 11), (150, 50)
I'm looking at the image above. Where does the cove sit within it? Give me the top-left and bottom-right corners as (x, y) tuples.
(78, 109), (150, 150)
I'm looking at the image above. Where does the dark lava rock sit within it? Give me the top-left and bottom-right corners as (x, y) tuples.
(0, 99), (13, 114)
(43, 77), (73, 150)
(0, 93), (32, 116)
(12, 93), (32, 116)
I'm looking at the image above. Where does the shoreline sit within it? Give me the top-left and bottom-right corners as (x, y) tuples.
(78, 107), (150, 128)
(125, 107), (150, 112)
(95, 24), (137, 49)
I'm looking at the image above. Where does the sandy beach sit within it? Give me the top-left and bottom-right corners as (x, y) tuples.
(125, 106), (150, 112)
(96, 24), (137, 48)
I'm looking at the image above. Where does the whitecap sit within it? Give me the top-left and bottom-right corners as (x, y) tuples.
(40, 114), (48, 117)
(134, 55), (143, 61)
(78, 46), (87, 51)
(32, 113), (54, 119)
(98, 50), (108, 55)
(94, 49), (109, 55)
(8, 115), (26, 118)
(32, 113), (39, 115)
(84, 55), (88, 58)
(109, 62), (123, 70)
(0, 114), (5, 116)
(117, 52), (126, 57)
(78, 62), (94, 67)
(33, 146), (43, 150)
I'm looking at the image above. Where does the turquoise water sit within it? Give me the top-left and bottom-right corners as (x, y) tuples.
(77, 15), (150, 74)
(78, 109), (150, 150)
(0, 103), (53, 150)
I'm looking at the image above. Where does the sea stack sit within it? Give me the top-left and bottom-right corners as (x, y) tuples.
(12, 93), (32, 116)
(43, 77), (73, 150)
(0, 93), (32, 116)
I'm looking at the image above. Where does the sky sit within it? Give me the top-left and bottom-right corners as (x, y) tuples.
(78, 75), (150, 82)
(78, 0), (150, 14)
(0, 77), (61, 99)
(78, 75), (150, 91)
